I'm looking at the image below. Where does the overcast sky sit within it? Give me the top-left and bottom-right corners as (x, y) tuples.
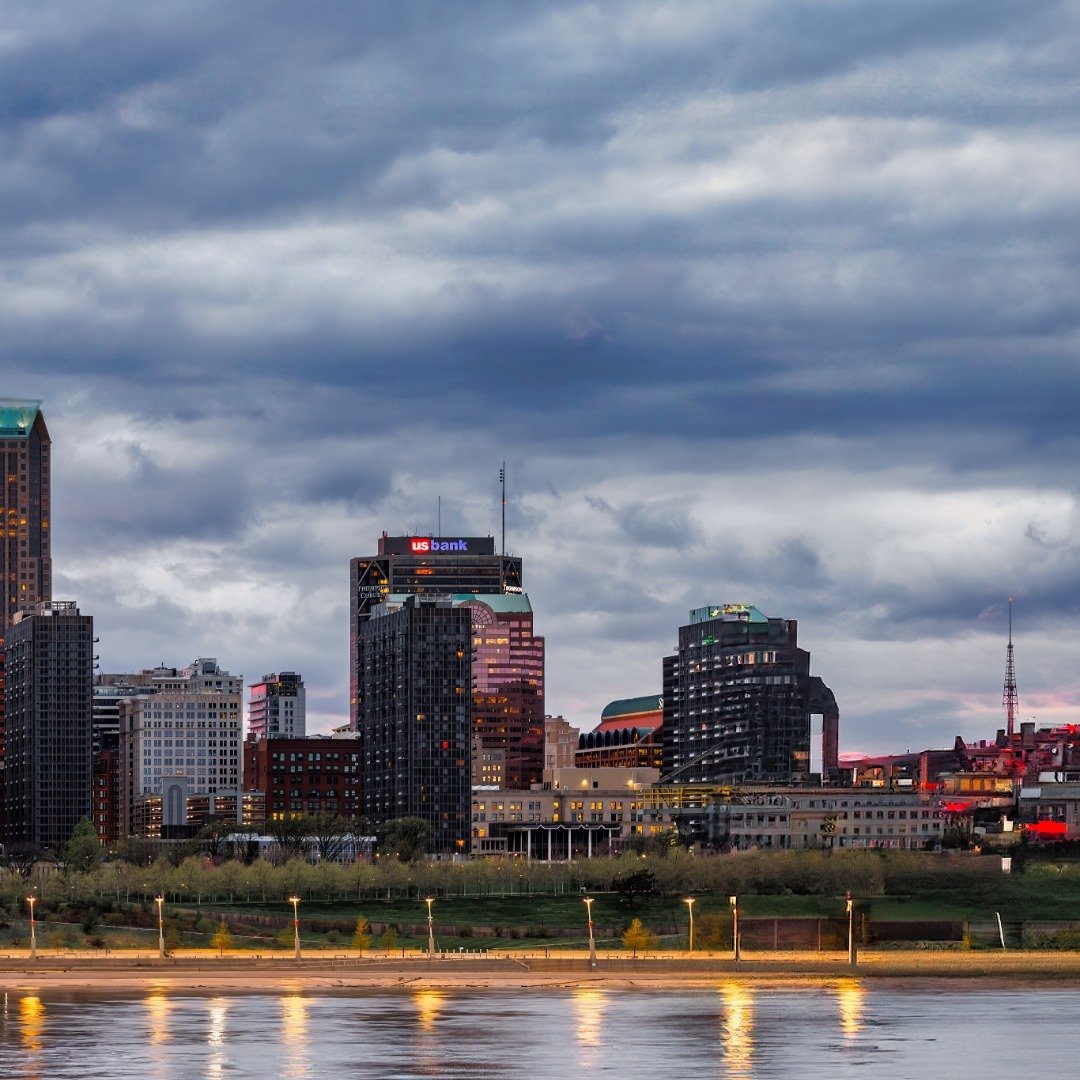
(2, 1), (1077, 754)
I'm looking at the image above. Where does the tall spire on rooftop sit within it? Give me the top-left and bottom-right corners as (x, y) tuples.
(1003, 597), (1018, 739)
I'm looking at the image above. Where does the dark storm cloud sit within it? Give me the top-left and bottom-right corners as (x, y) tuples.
(2, 0), (1079, 749)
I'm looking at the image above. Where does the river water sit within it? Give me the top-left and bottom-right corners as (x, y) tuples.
(2, 981), (1078, 1078)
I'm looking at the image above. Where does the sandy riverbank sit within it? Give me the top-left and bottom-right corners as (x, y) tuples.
(1, 950), (1080, 991)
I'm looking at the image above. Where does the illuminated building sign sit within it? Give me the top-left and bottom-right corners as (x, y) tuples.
(378, 536), (497, 556)
(410, 538), (469, 553)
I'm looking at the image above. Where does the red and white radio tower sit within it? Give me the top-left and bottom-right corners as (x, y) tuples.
(1003, 597), (1018, 739)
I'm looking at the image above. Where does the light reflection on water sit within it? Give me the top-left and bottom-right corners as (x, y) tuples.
(720, 981), (754, 1076)
(836, 978), (864, 1038)
(0, 982), (1079, 1079)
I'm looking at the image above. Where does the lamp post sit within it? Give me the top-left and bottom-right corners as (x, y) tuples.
(846, 892), (858, 967)
(26, 895), (37, 961)
(685, 897), (695, 953)
(156, 895), (165, 959)
(583, 896), (597, 968)
(729, 895), (740, 962)
(289, 896), (301, 961)
(425, 896), (435, 959)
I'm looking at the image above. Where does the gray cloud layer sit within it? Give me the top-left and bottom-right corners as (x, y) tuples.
(3, 1), (1079, 749)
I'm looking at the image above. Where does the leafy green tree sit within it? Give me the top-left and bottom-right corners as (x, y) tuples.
(268, 814), (310, 863)
(65, 819), (103, 874)
(380, 926), (399, 953)
(622, 918), (658, 957)
(611, 867), (657, 909)
(695, 913), (731, 953)
(377, 818), (433, 863)
(353, 917), (371, 954)
(211, 923), (233, 955)
(163, 928), (182, 956)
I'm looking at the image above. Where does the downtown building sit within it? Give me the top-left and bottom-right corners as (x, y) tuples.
(355, 594), (473, 854)
(351, 535), (544, 851)
(244, 733), (362, 821)
(662, 604), (839, 786)
(3, 601), (93, 851)
(0, 400), (52, 841)
(247, 671), (306, 740)
(117, 658), (244, 837)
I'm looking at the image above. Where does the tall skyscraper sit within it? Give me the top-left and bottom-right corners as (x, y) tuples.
(248, 671), (306, 740)
(356, 595), (472, 854)
(662, 604), (839, 785)
(0, 400), (52, 838)
(0, 400), (51, 632)
(350, 533), (545, 811)
(350, 534), (522, 730)
(462, 595), (544, 789)
(4, 601), (92, 851)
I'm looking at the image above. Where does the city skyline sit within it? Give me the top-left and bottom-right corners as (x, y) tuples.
(1, 5), (1075, 752)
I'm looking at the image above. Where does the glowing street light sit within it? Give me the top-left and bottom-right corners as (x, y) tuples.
(425, 896), (436, 959)
(584, 896), (597, 968)
(156, 895), (165, 959)
(289, 896), (301, 961)
(26, 895), (37, 961)
(685, 897), (695, 953)
(729, 895), (740, 962)
(846, 892), (858, 967)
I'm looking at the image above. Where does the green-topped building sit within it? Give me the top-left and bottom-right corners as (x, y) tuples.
(0, 400), (53, 842)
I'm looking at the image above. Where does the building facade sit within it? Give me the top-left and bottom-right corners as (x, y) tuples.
(247, 671), (306, 740)
(349, 534), (522, 730)
(117, 658), (243, 838)
(4, 601), (92, 850)
(544, 715), (580, 771)
(701, 787), (947, 850)
(662, 604), (839, 786)
(576, 695), (664, 771)
(356, 595), (472, 854)
(244, 734), (362, 820)
(462, 595), (544, 789)
(0, 400), (52, 841)
(471, 767), (670, 857)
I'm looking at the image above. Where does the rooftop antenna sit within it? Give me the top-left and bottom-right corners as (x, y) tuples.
(437, 495), (441, 537)
(499, 462), (506, 555)
(1003, 597), (1018, 740)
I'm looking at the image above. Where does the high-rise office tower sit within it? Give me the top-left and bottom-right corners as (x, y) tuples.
(247, 671), (306, 739)
(0, 400), (52, 838)
(350, 534), (522, 730)
(117, 658), (243, 837)
(356, 594), (472, 854)
(4, 601), (92, 851)
(464, 596), (544, 788)
(662, 604), (839, 785)
(350, 533), (545, 802)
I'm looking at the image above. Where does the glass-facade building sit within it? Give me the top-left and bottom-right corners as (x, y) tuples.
(350, 534), (522, 730)
(662, 604), (838, 785)
(356, 595), (473, 854)
(4, 601), (92, 851)
(0, 400), (51, 837)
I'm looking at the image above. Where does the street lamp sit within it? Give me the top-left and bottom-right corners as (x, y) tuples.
(425, 896), (435, 959)
(289, 896), (301, 961)
(846, 892), (858, 967)
(26, 895), (37, 961)
(685, 897), (695, 953)
(729, 895), (740, 962)
(156, 895), (165, 959)
(583, 896), (597, 968)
